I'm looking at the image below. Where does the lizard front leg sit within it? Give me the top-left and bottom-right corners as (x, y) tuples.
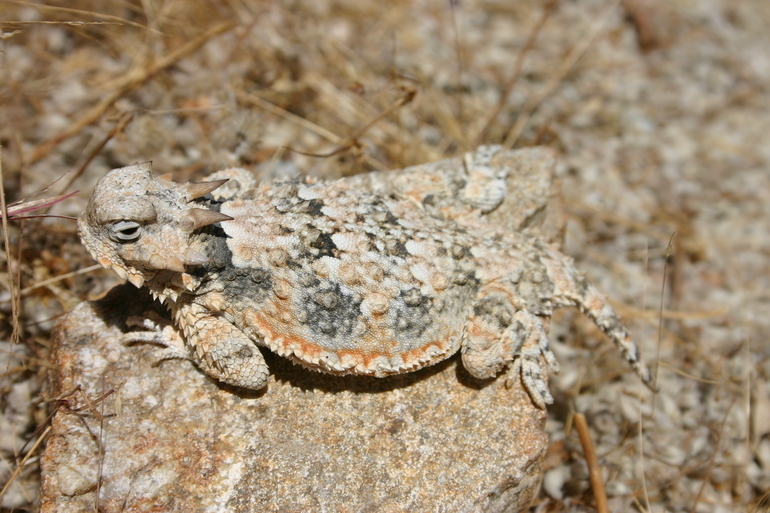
(124, 307), (270, 390)
(172, 302), (270, 390)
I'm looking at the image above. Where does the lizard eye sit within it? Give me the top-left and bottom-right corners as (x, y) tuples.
(110, 220), (143, 242)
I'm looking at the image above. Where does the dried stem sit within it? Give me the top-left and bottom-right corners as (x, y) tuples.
(59, 111), (134, 195)
(574, 412), (609, 513)
(27, 21), (233, 165)
(689, 398), (736, 513)
(472, 0), (558, 145)
(283, 87), (416, 158)
(503, 0), (621, 148)
(0, 146), (21, 347)
(0, 426), (52, 502)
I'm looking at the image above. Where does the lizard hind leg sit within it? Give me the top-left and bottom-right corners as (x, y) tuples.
(550, 259), (656, 392)
(461, 287), (559, 409)
(515, 311), (559, 409)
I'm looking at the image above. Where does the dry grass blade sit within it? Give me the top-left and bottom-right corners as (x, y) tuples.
(749, 489), (770, 513)
(3, 191), (79, 221)
(447, 0), (465, 126)
(651, 362), (719, 384)
(234, 88), (392, 171)
(283, 87), (416, 158)
(235, 89), (341, 143)
(27, 21), (234, 165)
(0, 20), (122, 27)
(567, 198), (675, 242)
(472, 0), (558, 145)
(0, 146), (21, 347)
(689, 398), (736, 513)
(574, 412), (609, 513)
(59, 111), (134, 194)
(4, 0), (157, 33)
(503, 0), (622, 148)
(16, 264), (102, 298)
(613, 303), (728, 322)
(653, 232), (675, 410)
(0, 426), (51, 503)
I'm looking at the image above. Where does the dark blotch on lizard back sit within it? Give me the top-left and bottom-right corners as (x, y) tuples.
(304, 199), (325, 217)
(300, 282), (362, 340)
(309, 231), (339, 258)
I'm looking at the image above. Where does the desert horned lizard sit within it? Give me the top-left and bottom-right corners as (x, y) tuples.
(78, 146), (655, 408)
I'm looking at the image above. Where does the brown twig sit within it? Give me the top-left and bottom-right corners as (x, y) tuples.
(689, 397), (736, 513)
(15, 264), (103, 298)
(1, 383), (115, 503)
(4, 0), (158, 33)
(0, 20), (122, 27)
(574, 412), (609, 513)
(749, 489), (770, 513)
(0, 426), (52, 502)
(447, 0), (465, 128)
(70, 387), (116, 416)
(613, 303), (727, 322)
(503, 0), (622, 149)
(59, 111), (134, 194)
(472, 0), (558, 145)
(235, 89), (341, 143)
(652, 232), (675, 414)
(27, 21), (234, 165)
(11, 386), (81, 461)
(283, 87), (416, 158)
(0, 146), (21, 347)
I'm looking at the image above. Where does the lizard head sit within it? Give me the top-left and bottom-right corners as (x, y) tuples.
(78, 162), (232, 295)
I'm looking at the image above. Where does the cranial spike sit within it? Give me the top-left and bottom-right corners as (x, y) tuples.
(186, 179), (229, 200)
(180, 208), (233, 232)
(184, 249), (210, 266)
(128, 274), (145, 288)
(155, 173), (176, 189)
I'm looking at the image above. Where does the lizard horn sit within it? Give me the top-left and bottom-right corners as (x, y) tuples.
(186, 179), (229, 200)
(180, 208), (233, 232)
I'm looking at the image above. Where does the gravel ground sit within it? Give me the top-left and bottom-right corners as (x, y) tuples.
(1, 1), (768, 511)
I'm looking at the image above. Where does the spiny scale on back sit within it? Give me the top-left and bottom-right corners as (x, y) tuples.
(78, 156), (656, 408)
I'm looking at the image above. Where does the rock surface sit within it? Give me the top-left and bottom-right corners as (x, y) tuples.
(42, 148), (562, 512)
